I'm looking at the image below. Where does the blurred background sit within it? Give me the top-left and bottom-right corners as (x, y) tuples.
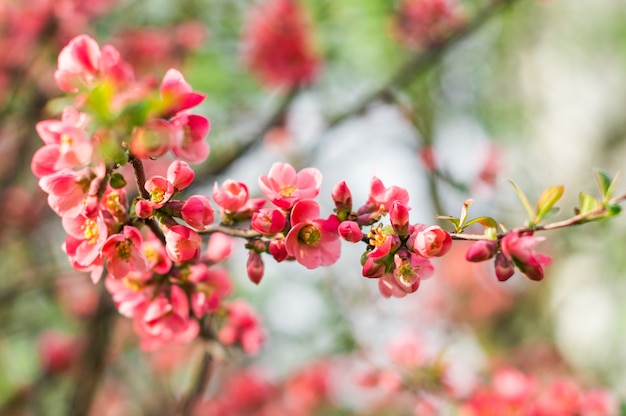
(1, 0), (626, 414)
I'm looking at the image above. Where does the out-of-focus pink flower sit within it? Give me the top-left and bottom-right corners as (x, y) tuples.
(392, 0), (463, 49)
(142, 231), (172, 275)
(159, 68), (205, 118)
(165, 225), (201, 263)
(181, 195), (214, 230)
(167, 160), (195, 192)
(258, 162), (322, 210)
(102, 225), (148, 279)
(144, 175), (174, 209)
(218, 300), (265, 355)
(54, 34), (102, 92)
(412, 225), (452, 258)
(213, 180), (250, 213)
(205, 233), (234, 263)
(37, 330), (81, 375)
(378, 251), (434, 298)
(465, 240), (498, 262)
(243, 0), (320, 88)
(251, 208), (286, 235)
(338, 220), (363, 243)
(171, 113), (210, 164)
(285, 199), (340, 269)
(492, 367), (536, 406)
(135, 285), (199, 351)
(189, 264), (232, 317)
(130, 119), (174, 159)
(55, 272), (99, 317)
(500, 230), (552, 281)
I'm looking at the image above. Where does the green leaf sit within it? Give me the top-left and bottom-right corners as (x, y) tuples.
(607, 172), (621, 202)
(508, 180), (535, 222)
(578, 192), (601, 216)
(535, 185), (564, 223)
(109, 173), (127, 189)
(437, 215), (460, 231)
(459, 199), (473, 229)
(463, 216), (498, 230)
(593, 168), (613, 199)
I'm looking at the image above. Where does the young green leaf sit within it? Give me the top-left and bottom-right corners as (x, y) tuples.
(437, 215), (461, 232)
(459, 199), (473, 230)
(593, 168), (612, 199)
(508, 180), (535, 223)
(463, 216), (498, 231)
(535, 185), (564, 223)
(577, 192), (601, 219)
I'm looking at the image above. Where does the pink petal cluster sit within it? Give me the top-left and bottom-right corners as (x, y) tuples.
(392, 0), (464, 49)
(218, 301), (265, 355)
(259, 162), (322, 209)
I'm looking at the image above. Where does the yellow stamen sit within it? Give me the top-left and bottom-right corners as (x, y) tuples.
(81, 219), (99, 245)
(298, 224), (321, 246)
(368, 225), (387, 247)
(279, 184), (297, 197)
(116, 240), (132, 260)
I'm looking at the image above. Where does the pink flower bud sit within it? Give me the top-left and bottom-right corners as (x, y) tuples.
(247, 251), (264, 285)
(390, 201), (410, 237)
(362, 257), (386, 279)
(135, 199), (153, 219)
(167, 160), (195, 191)
(165, 225), (201, 263)
(213, 180), (249, 213)
(269, 237), (289, 262)
(495, 252), (515, 282)
(412, 225), (452, 258)
(181, 195), (214, 230)
(465, 240), (498, 262)
(251, 208), (286, 235)
(38, 330), (81, 375)
(338, 221), (363, 243)
(331, 181), (353, 213)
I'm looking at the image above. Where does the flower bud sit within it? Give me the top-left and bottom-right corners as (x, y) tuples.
(167, 160), (195, 191)
(465, 240), (498, 262)
(413, 225), (452, 258)
(269, 237), (289, 262)
(331, 181), (353, 216)
(247, 251), (264, 285)
(135, 199), (153, 219)
(181, 195), (214, 230)
(213, 180), (249, 213)
(251, 208), (286, 235)
(338, 221), (363, 243)
(390, 201), (410, 237)
(495, 252), (515, 282)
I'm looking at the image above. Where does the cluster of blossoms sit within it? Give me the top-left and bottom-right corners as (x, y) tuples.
(31, 34), (262, 351)
(32, 32), (556, 352)
(242, 0), (321, 88)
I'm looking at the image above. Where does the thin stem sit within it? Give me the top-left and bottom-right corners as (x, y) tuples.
(451, 192), (626, 241)
(129, 155), (167, 244)
(199, 224), (261, 239)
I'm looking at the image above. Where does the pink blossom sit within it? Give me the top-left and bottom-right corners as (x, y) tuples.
(180, 195), (214, 230)
(135, 285), (199, 351)
(218, 300), (264, 355)
(54, 34), (102, 92)
(500, 230), (552, 281)
(338, 221), (363, 243)
(159, 68), (205, 118)
(213, 180), (250, 213)
(62, 213), (108, 267)
(284, 199), (340, 269)
(135, 199), (153, 219)
(167, 160), (195, 191)
(189, 264), (233, 317)
(101, 225), (149, 279)
(390, 201), (410, 237)
(495, 252), (515, 282)
(258, 162), (322, 209)
(105, 272), (151, 318)
(331, 180), (353, 214)
(412, 225), (452, 258)
(362, 256), (387, 279)
(378, 251), (434, 298)
(35, 111), (93, 171)
(38, 169), (90, 218)
(63, 236), (105, 283)
(142, 232), (172, 275)
(357, 176), (410, 224)
(165, 225), (201, 263)
(251, 208), (286, 235)
(269, 236), (289, 262)
(171, 113), (210, 164)
(144, 175), (174, 209)
(367, 224), (400, 259)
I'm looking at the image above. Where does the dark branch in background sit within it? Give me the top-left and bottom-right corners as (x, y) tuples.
(201, 87), (299, 177)
(327, 0), (524, 129)
(68, 286), (117, 416)
(176, 316), (217, 416)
